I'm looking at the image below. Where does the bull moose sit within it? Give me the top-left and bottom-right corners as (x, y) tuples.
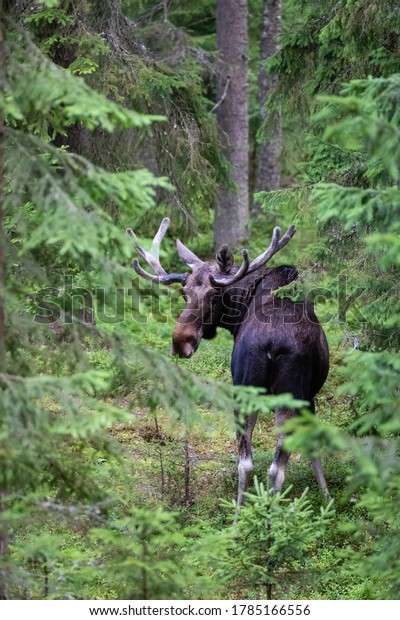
(127, 218), (330, 505)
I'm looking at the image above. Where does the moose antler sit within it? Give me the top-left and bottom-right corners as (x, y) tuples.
(209, 224), (296, 286)
(127, 218), (187, 285)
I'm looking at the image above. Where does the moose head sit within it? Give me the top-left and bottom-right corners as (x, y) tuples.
(127, 218), (296, 359)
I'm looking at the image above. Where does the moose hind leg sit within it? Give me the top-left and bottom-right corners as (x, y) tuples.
(269, 409), (294, 493)
(310, 457), (330, 499)
(269, 434), (291, 492)
(236, 412), (258, 508)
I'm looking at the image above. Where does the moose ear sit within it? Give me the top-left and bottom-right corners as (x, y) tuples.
(216, 245), (234, 274)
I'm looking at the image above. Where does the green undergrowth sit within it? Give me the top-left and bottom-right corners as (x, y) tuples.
(15, 218), (372, 599)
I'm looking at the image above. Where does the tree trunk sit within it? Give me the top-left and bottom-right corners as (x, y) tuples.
(253, 0), (282, 215)
(214, 0), (249, 249)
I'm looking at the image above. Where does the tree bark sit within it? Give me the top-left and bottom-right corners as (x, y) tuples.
(214, 0), (249, 249)
(253, 0), (282, 215)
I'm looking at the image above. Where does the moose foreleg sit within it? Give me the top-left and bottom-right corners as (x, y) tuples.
(236, 412), (258, 508)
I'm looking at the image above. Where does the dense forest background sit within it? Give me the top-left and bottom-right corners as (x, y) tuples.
(1, 0), (400, 600)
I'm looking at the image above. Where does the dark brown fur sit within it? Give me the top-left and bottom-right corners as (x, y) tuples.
(129, 220), (330, 502)
(171, 260), (330, 502)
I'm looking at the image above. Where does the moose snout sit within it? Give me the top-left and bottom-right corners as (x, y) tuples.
(170, 341), (195, 359)
(171, 325), (202, 359)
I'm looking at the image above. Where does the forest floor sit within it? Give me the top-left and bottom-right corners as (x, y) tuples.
(106, 307), (372, 598)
